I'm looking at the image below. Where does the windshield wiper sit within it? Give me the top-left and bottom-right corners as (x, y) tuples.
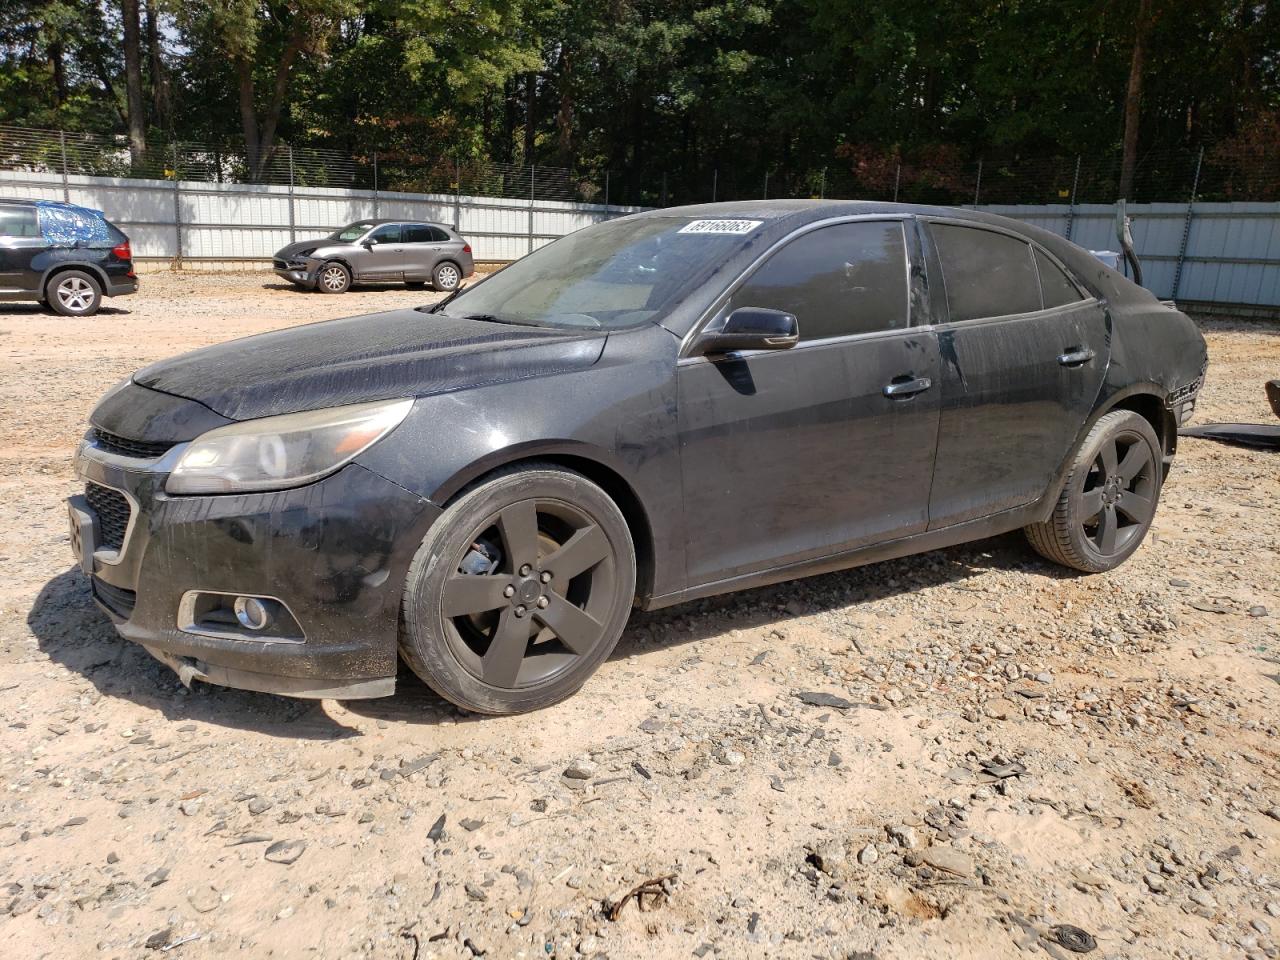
(421, 286), (466, 314)
(459, 313), (558, 328)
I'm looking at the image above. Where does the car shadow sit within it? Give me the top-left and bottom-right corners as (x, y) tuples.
(0, 304), (130, 317)
(262, 281), (428, 294)
(27, 567), (368, 740)
(29, 533), (1070, 733)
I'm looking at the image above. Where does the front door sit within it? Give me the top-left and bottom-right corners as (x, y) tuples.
(677, 219), (942, 587)
(923, 221), (1110, 528)
(355, 223), (406, 280)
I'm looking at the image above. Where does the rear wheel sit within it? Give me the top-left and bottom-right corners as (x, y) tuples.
(1024, 410), (1162, 572)
(46, 270), (102, 316)
(316, 261), (351, 294)
(400, 464), (635, 714)
(432, 261), (461, 292)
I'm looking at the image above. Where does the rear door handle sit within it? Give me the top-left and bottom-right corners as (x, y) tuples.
(883, 376), (932, 399)
(1058, 347), (1096, 367)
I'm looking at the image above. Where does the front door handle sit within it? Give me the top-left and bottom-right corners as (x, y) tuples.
(883, 376), (932, 399)
(1058, 347), (1096, 367)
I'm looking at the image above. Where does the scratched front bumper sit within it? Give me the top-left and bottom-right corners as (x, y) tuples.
(73, 439), (441, 697)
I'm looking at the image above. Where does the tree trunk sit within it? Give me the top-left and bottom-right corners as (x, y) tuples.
(237, 58), (262, 180)
(145, 0), (170, 132)
(121, 0), (147, 168)
(555, 49), (574, 168)
(235, 36), (303, 181)
(1118, 0), (1153, 200)
(50, 42), (66, 104)
(524, 71), (537, 165)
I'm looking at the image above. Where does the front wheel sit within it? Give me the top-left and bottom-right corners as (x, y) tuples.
(399, 464), (636, 714)
(315, 261), (351, 294)
(1024, 410), (1163, 573)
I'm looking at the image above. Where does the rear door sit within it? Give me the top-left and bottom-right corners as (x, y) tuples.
(400, 223), (442, 279)
(355, 223), (406, 280)
(922, 220), (1108, 529)
(677, 218), (941, 585)
(0, 204), (46, 295)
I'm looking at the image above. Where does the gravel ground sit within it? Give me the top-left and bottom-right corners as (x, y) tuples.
(0, 272), (1278, 960)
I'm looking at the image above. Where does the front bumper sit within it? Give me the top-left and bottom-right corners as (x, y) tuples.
(71, 436), (441, 698)
(273, 263), (318, 287)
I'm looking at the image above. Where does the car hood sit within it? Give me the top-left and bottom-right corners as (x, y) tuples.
(274, 237), (338, 259)
(131, 309), (608, 421)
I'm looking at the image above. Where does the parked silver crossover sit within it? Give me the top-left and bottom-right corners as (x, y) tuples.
(272, 219), (475, 293)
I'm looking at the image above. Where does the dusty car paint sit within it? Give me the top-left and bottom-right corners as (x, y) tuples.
(74, 200), (1208, 699)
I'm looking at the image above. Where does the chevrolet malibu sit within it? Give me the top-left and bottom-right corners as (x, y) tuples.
(70, 201), (1207, 715)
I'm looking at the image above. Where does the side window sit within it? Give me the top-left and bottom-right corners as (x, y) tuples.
(730, 221), (909, 341)
(430, 226), (452, 242)
(0, 205), (40, 238)
(401, 224), (428, 244)
(368, 224), (401, 244)
(1035, 248), (1085, 309)
(931, 223), (1041, 321)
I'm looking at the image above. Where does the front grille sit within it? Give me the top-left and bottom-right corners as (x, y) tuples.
(273, 258), (287, 269)
(91, 428), (173, 460)
(85, 482), (131, 552)
(91, 576), (136, 619)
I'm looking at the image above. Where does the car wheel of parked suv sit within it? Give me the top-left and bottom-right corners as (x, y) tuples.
(1024, 410), (1163, 573)
(316, 261), (351, 294)
(432, 261), (461, 292)
(47, 270), (103, 317)
(399, 463), (636, 715)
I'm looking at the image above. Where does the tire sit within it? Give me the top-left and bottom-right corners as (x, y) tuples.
(315, 261), (351, 294)
(400, 463), (636, 714)
(46, 270), (102, 316)
(1024, 410), (1163, 573)
(432, 261), (462, 292)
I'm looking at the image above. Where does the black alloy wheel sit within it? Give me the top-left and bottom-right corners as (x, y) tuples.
(400, 464), (635, 714)
(1025, 410), (1162, 573)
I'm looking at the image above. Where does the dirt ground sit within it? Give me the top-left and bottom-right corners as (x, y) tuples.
(0, 272), (1277, 960)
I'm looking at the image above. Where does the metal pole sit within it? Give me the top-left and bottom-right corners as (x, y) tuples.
(528, 165), (535, 254)
(287, 146), (296, 244)
(661, 171), (667, 207)
(762, 170), (768, 200)
(604, 171), (610, 213)
(372, 151), (379, 218)
(712, 168), (717, 202)
(454, 157), (461, 231)
(893, 163), (901, 202)
(59, 130), (70, 202)
(171, 143), (183, 271)
(819, 167), (826, 199)
(973, 158), (983, 208)
(1171, 145), (1205, 302)
(1065, 154), (1081, 241)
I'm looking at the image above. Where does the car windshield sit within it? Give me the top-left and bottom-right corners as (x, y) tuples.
(440, 216), (755, 329)
(331, 221), (375, 242)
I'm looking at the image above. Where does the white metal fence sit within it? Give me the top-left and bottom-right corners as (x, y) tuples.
(2, 168), (1277, 311)
(981, 201), (1280, 311)
(0, 169), (641, 266)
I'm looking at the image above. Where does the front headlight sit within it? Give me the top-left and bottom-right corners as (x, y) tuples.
(166, 398), (413, 495)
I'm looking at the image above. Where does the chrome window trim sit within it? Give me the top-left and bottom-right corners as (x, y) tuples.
(678, 214), (914, 359)
(177, 590), (307, 645)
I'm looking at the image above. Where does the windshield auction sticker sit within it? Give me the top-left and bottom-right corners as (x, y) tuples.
(678, 219), (764, 235)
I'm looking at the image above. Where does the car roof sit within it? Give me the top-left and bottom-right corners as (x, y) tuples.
(348, 218), (452, 228)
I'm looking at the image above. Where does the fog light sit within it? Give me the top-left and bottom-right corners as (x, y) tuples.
(233, 596), (271, 631)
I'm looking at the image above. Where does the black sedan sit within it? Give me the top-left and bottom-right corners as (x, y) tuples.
(70, 201), (1207, 714)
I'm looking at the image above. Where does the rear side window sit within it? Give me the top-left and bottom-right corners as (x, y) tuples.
(931, 223), (1041, 321)
(430, 226), (451, 242)
(1035, 248), (1085, 308)
(0, 205), (39, 238)
(730, 220), (909, 341)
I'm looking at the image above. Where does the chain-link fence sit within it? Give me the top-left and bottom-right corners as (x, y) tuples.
(5, 122), (1280, 208)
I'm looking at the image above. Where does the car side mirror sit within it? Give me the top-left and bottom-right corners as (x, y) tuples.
(361, 240), (375, 249)
(693, 307), (799, 356)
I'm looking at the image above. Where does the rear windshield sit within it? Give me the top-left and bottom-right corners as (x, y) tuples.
(332, 221), (375, 241)
(441, 216), (756, 329)
(35, 203), (123, 247)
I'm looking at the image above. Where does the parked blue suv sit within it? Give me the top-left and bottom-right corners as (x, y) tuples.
(0, 199), (137, 316)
